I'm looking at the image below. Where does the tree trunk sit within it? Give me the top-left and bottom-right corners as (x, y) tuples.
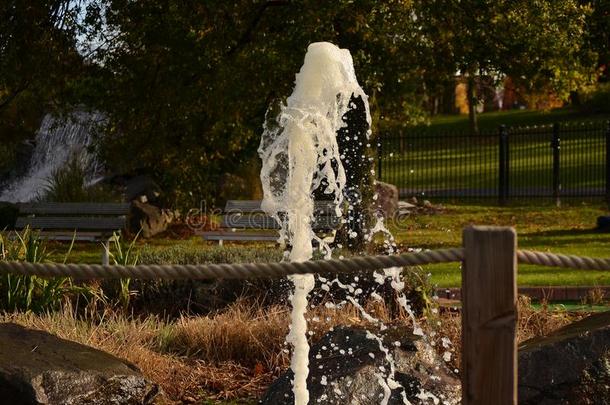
(466, 75), (479, 136)
(325, 94), (372, 253)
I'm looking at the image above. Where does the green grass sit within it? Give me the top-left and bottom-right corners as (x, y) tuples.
(381, 118), (607, 194)
(46, 203), (610, 289)
(389, 203), (610, 287)
(531, 302), (609, 313)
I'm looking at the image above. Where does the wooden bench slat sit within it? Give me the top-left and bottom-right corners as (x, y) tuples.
(37, 231), (104, 242)
(16, 217), (126, 231)
(201, 231), (279, 242)
(222, 214), (340, 230)
(17, 202), (130, 216)
(225, 199), (338, 214)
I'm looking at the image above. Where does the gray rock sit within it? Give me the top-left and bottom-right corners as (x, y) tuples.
(374, 181), (399, 218)
(518, 311), (610, 405)
(129, 200), (173, 238)
(261, 326), (460, 404)
(0, 323), (161, 405)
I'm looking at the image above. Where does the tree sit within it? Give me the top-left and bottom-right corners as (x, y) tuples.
(79, 0), (424, 208)
(414, 0), (596, 134)
(0, 1), (86, 175)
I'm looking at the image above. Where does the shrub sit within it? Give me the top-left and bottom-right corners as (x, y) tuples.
(132, 245), (287, 316)
(40, 154), (119, 202)
(139, 245), (284, 265)
(0, 202), (18, 230)
(0, 228), (97, 313)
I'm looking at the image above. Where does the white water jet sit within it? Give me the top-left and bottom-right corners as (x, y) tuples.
(0, 111), (104, 202)
(258, 42), (370, 405)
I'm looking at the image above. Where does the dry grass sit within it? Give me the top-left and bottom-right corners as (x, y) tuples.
(0, 299), (400, 403)
(0, 295), (586, 403)
(427, 295), (583, 371)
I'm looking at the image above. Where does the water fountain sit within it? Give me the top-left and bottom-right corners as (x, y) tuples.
(259, 42), (371, 404)
(258, 41), (459, 405)
(0, 111), (104, 202)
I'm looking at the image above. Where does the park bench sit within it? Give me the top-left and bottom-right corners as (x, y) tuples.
(200, 199), (341, 245)
(15, 202), (131, 265)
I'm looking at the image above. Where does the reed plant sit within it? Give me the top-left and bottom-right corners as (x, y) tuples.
(107, 231), (140, 310)
(0, 227), (97, 313)
(40, 154), (118, 202)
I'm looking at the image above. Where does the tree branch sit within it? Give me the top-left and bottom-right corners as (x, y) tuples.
(228, 0), (290, 56)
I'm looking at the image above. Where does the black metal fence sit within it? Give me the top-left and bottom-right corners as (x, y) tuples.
(377, 121), (610, 204)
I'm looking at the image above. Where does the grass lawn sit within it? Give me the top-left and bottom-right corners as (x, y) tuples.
(382, 134), (606, 195)
(48, 202), (610, 289)
(381, 109), (608, 196)
(389, 203), (610, 287)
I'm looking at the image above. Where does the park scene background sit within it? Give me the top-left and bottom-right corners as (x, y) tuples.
(1, 1), (610, 404)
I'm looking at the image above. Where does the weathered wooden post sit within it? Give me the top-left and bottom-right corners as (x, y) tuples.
(462, 226), (517, 405)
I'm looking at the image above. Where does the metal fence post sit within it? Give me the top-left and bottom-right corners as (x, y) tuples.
(462, 226), (518, 405)
(606, 121), (610, 207)
(377, 138), (383, 181)
(498, 125), (509, 205)
(552, 123), (561, 207)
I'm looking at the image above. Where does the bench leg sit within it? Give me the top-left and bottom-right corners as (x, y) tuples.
(102, 240), (110, 266)
(218, 239), (223, 247)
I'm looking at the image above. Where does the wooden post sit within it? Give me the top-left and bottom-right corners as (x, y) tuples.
(462, 226), (517, 405)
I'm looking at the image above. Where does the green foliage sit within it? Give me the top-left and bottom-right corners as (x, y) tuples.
(41, 155), (119, 203)
(1, 1), (603, 207)
(75, 0), (431, 208)
(139, 245), (284, 265)
(0, 228), (95, 313)
(107, 231), (140, 310)
(0, 202), (18, 230)
(580, 83), (610, 113)
(414, 0), (597, 133)
(0, 2), (87, 170)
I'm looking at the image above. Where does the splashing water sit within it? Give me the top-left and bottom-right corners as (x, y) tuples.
(260, 42), (450, 405)
(258, 42), (371, 405)
(0, 111), (104, 202)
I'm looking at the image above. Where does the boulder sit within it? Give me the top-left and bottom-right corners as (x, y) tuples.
(129, 200), (173, 238)
(124, 175), (162, 204)
(518, 311), (610, 404)
(261, 326), (460, 404)
(0, 323), (161, 405)
(374, 181), (399, 218)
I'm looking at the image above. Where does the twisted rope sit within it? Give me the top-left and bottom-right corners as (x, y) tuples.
(0, 248), (464, 280)
(0, 248), (607, 280)
(517, 250), (610, 271)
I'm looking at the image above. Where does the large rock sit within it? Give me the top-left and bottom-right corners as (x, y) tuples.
(261, 326), (460, 404)
(374, 181), (399, 218)
(124, 175), (162, 204)
(0, 323), (161, 404)
(129, 200), (173, 238)
(518, 311), (610, 404)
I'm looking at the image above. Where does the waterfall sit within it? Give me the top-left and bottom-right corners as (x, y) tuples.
(0, 111), (104, 202)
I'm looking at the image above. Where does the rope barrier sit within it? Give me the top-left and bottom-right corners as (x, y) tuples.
(0, 248), (607, 280)
(517, 250), (610, 271)
(0, 248), (464, 280)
